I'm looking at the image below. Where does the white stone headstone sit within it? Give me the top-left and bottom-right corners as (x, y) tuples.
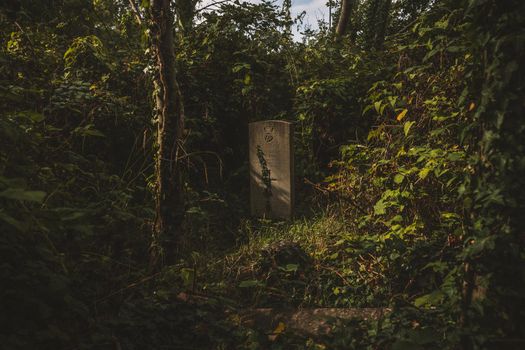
(249, 120), (294, 219)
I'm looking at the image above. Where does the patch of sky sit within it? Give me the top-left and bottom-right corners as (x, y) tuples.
(198, 0), (331, 40)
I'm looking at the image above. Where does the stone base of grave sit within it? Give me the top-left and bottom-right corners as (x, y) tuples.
(238, 307), (389, 338)
(177, 292), (389, 340)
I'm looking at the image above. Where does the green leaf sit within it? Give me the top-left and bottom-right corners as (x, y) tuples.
(19, 110), (45, 122)
(61, 211), (86, 221)
(283, 264), (299, 272)
(447, 152), (463, 161)
(232, 63), (250, 73)
(380, 103), (387, 116)
(374, 101), (382, 114)
(362, 104), (374, 115)
(239, 280), (265, 288)
(423, 261), (448, 273)
(83, 129), (105, 137)
(180, 268), (195, 288)
(374, 199), (386, 215)
(447, 46), (464, 53)
(404, 121), (415, 136)
(74, 125), (105, 137)
(414, 290), (445, 308)
(244, 73), (251, 85)
(186, 206), (205, 215)
(394, 174), (405, 184)
(418, 168), (430, 180)
(435, 18), (449, 29)
(388, 96), (398, 108)
(0, 188), (46, 203)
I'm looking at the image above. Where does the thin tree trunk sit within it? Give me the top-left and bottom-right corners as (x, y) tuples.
(363, 0), (381, 48)
(149, 0), (185, 269)
(374, 0), (392, 49)
(335, 0), (353, 37)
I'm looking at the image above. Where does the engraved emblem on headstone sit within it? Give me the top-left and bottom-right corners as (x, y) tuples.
(264, 126), (274, 143)
(249, 120), (294, 219)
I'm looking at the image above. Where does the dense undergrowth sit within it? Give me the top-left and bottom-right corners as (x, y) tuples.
(1, 0), (524, 349)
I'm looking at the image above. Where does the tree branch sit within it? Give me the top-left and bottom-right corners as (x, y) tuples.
(195, 0), (233, 14)
(128, 0), (143, 25)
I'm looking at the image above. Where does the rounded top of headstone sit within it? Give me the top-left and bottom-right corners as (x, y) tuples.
(249, 120), (293, 126)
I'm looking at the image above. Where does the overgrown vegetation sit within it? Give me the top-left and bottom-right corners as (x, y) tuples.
(1, 0), (524, 349)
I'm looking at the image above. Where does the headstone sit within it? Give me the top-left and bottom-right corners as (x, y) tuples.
(249, 120), (294, 219)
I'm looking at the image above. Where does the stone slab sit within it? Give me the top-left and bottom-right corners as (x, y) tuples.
(239, 307), (390, 337)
